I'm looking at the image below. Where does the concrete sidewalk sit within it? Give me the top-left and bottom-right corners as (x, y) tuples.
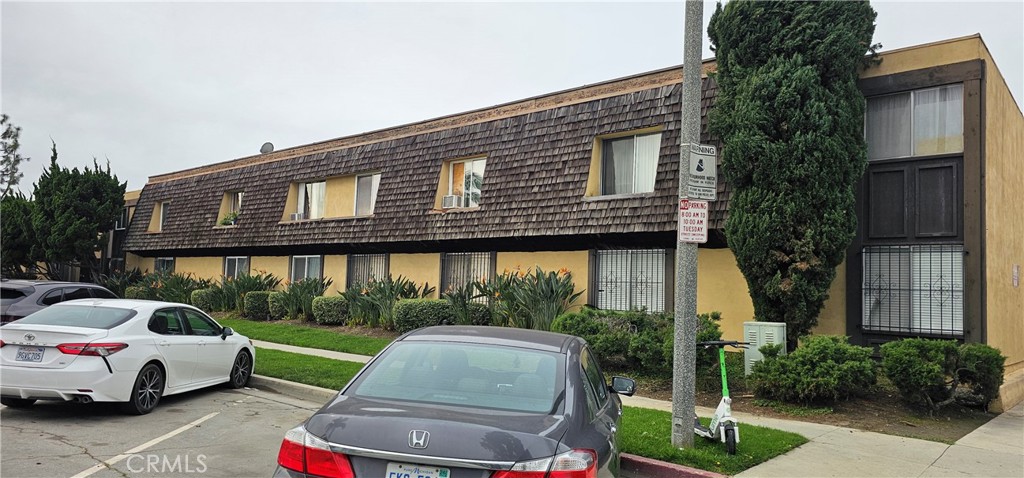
(252, 341), (1024, 477)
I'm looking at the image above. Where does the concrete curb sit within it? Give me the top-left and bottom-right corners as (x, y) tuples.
(249, 375), (722, 477)
(249, 375), (338, 404)
(621, 453), (727, 478)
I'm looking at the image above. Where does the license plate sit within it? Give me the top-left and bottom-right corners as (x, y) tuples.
(385, 462), (450, 478)
(15, 346), (44, 363)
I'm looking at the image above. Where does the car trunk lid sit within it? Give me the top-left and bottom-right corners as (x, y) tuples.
(0, 324), (109, 369)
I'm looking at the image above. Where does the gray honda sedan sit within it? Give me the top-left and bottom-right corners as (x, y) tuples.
(275, 326), (636, 478)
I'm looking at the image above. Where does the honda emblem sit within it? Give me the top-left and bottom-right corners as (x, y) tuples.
(408, 430), (430, 449)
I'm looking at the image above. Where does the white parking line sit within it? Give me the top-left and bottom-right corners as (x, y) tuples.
(69, 412), (219, 478)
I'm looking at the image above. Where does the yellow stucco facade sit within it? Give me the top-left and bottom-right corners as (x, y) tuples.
(496, 251), (591, 307)
(980, 46), (1024, 374)
(390, 253), (441, 298)
(125, 253), (153, 273)
(175, 257), (224, 281)
(323, 255), (347, 295)
(325, 176), (356, 218)
(250, 256), (290, 288)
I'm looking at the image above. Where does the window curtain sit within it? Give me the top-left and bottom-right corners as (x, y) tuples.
(603, 138), (634, 194)
(369, 173), (381, 213)
(862, 246), (912, 332)
(305, 182), (325, 219)
(633, 133), (661, 193)
(866, 93), (912, 160)
(355, 175), (375, 216)
(910, 245), (964, 335)
(914, 85), (963, 156)
(464, 160), (485, 207)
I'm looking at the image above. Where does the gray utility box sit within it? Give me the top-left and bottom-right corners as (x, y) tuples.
(743, 321), (787, 375)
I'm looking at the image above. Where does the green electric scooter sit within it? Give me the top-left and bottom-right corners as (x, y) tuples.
(694, 340), (749, 455)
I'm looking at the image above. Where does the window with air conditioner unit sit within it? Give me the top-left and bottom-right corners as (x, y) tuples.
(446, 158), (486, 208)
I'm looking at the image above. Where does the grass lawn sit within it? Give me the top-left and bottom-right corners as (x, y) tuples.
(251, 347), (807, 475)
(620, 406), (808, 475)
(220, 317), (392, 356)
(253, 347), (365, 391)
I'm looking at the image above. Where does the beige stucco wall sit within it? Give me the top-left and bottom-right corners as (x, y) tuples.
(126, 253), (153, 273)
(323, 255), (347, 295)
(251, 256), (290, 289)
(325, 176), (356, 218)
(390, 253), (441, 298)
(175, 257), (223, 282)
(814, 261), (848, 337)
(497, 251), (591, 307)
(981, 46), (1024, 373)
(696, 248), (754, 343)
(859, 35), (983, 79)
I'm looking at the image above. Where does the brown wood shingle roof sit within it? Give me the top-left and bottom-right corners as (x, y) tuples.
(124, 71), (726, 254)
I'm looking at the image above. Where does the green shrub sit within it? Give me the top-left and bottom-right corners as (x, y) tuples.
(244, 291), (272, 321)
(268, 292), (287, 320)
(472, 267), (584, 330)
(395, 299), (455, 332)
(312, 296), (348, 325)
(278, 277), (333, 321)
(124, 285), (155, 300)
(750, 335), (876, 404)
(100, 268), (144, 297)
(190, 288), (219, 312)
(222, 272), (282, 312)
(881, 339), (1005, 411)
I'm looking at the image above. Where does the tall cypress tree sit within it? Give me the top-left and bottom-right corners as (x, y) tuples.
(708, 1), (877, 347)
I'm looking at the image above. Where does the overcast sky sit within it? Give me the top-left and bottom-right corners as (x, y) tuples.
(3, 1), (1021, 193)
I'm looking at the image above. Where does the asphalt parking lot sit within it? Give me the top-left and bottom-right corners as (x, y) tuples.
(0, 386), (323, 478)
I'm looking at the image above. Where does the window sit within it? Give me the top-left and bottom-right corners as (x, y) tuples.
(224, 256), (250, 280)
(290, 255), (322, 283)
(866, 84), (963, 160)
(581, 347), (608, 407)
(601, 133), (661, 195)
(441, 252), (493, 293)
(149, 309), (184, 335)
(595, 249), (668, 312)
(227, 191), (243, 214)
(347, 254), (388, 288)
(90, 288), (117, 299)
(295, 181), (326, 220)
(63, 287), (92, 301)
(862, 245), (964, 336)
(182, 309), (221, 336)
(448, 158), (486, 208)
(115, 207), (130, 230)
(355, 173), (382, 216)
(40, 289), (63, 306)
(159, 202), (169, 231)
(155, 257), (175, 273)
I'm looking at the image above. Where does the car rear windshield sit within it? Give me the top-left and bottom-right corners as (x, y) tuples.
(350, 342), (564, 413)
(12, 304), (136, 329)
(1, 287), (30, 305)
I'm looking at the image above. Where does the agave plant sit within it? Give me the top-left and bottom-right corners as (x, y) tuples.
(509, 267), (584, 331)
(222, 272), (282, 312)
(442, 281), (481, 326)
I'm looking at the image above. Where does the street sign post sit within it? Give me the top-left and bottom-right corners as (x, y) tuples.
(687, 144), (717, 201)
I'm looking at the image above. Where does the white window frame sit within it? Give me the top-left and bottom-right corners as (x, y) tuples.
(227, 191), (244, 214)
(115, 207), (129, 230)
(296, 181), (326, 220)
(448, 158), (487, 208)
(224, 256), (250, 280)
(354, 173), (382, 216)
(865, 84), (964, 161)
(290, 255), (323, 283)
(600, 132), (662, 195)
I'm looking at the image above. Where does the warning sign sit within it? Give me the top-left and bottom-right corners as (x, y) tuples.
(687, 143), (717, 201)
(679, 199), (708, 244)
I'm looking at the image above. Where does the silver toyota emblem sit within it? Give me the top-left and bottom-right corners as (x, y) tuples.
(408, 430), (429, 449)
(24, 333), (36, 342)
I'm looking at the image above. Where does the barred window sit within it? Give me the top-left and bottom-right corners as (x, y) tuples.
(595, 249), (667, 312)
(348, 254), (388, 288)
(441, 252), (493, 294)
(862, 245), (964, 336)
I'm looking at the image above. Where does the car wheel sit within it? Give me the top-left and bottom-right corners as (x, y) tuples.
(121, 363), (163, 415)
(229, 350), (252, 389)
(1, 397), (37, 408)
(724, 425), (737, 455)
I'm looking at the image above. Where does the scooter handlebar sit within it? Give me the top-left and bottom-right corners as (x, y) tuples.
(695, 340), (750, 349)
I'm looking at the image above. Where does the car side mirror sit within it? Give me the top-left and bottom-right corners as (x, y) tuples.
(610, 376), (636, 397)
(221, 327), (234, 340)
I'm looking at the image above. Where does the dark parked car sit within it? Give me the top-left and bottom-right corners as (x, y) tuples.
(0, 280), (118, 324)
(275, 326), (636, 478)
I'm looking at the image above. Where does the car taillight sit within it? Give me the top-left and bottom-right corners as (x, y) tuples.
(492, 449), (597, 478)
(0, 340), (5, 347)
(277, 425), (355, 478)
(56, 343), (129, 356)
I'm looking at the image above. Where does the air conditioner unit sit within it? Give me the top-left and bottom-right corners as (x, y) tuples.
(743, 321), (787, 375)
(442, 195), (462, 209)
(290, 212), (306, 221)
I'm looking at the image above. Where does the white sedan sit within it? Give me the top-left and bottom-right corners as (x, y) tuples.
(0, 299), (255, 415)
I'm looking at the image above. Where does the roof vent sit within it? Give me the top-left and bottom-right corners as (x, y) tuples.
(260, 142), (274, 154)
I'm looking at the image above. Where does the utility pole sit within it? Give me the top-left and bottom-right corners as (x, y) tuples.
(672, 0), (704, 448)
